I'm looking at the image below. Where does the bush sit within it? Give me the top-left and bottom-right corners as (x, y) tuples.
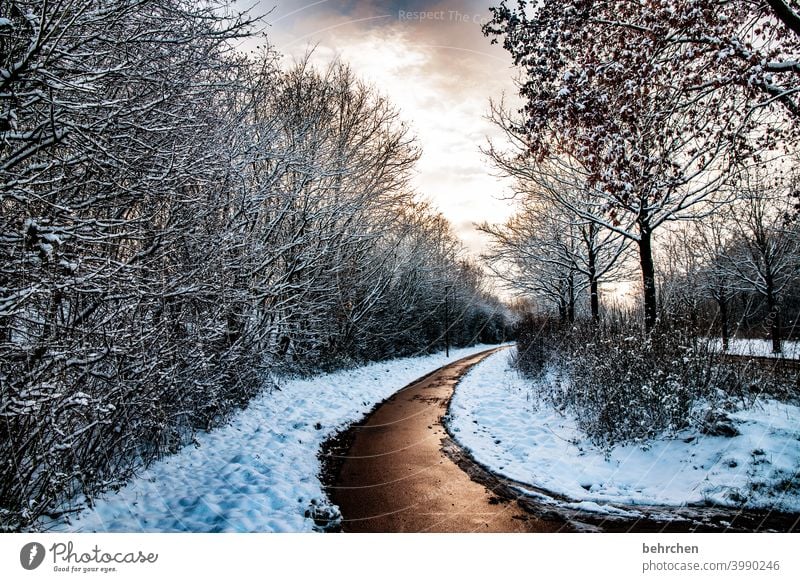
(554, 330), (719, 447)
(512, 314), (560, 379)
(514, 316), (785, 449)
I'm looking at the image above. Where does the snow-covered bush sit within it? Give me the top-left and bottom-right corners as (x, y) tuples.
(512, 313), (558, 379)
(553, 330), (720, 447)
(514, 317), (789, 449)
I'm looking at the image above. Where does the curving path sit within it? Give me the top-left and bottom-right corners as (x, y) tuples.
(325, 347), (570, 533)
(323, 347), (800, 533)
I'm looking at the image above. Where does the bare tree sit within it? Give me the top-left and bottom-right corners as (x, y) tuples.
(691, 216), (742, 351)
(719, 169), (800, 353)
(481, 193), (629, 323)
(0, 0), (263, 529)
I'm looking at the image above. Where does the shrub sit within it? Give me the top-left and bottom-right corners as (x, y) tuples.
(514, 316), (788, 449)
(554, 330), (719, 447)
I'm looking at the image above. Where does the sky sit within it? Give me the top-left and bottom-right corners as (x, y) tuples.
(238, 0), (521, 254)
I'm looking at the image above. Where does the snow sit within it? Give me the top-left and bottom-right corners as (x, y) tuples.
(562, 501), (639, 517)
(448, 349), (800, 515)
(0, 17), (12, 27)
(41, 232), (63, 245)
(712, 338), (800, 359)
(45, 344), (499, 532)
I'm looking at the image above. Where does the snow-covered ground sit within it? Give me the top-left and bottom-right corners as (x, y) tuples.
(712, 338), (800, 359)
(45, 344), (499, 532)
(447, 349), (800, 515)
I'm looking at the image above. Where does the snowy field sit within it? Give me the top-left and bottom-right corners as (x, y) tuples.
(712, 338), (800, 359)
(448, 349), (800, 515)
(45, 344), (499, 532)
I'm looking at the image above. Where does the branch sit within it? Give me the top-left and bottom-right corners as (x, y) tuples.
(766, 0), (800, 38)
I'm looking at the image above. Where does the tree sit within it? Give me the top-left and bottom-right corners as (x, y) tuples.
(693, 218), (739, 351)
(656, 224), (708, 330)
(1, 0), (260, 529)
(234, 58), (422, 368)
(484, 1), (760, 329)
(720, 169), (800, 353)
(481, 194), (628, 323)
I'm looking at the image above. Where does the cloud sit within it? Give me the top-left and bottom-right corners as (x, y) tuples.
(243, 1), (520, 254)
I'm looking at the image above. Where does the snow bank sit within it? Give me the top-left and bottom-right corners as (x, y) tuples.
(448, 349), (800, 514)
(47, 345), (499, 532)
(712, 338), (800, 359)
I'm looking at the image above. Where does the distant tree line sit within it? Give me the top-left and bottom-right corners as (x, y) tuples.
(0, 1), (509, 530)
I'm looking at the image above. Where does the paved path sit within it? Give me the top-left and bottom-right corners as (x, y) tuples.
(328, 347), (568, 532)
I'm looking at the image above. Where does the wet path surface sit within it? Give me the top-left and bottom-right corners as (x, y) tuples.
(327, 347), (570, 532)
(323, 347), (799, 533)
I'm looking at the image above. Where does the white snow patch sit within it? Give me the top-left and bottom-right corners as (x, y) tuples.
(448, 349), (800, 514)
(41, 232), (63, 245)
(711, 338), (799, 359)
(561, 501), (639, 518)
(46, 344), (501, 532)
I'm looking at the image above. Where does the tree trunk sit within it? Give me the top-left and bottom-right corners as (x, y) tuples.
(588, 249), (600, 323)
(558, 299), (568, 324)
(567, 272), (576, 324)
(766, 283), (782, 354)
(444, 285), (450, 357)
(638, 229), (657, 332)
(718, 292), (730, 352)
